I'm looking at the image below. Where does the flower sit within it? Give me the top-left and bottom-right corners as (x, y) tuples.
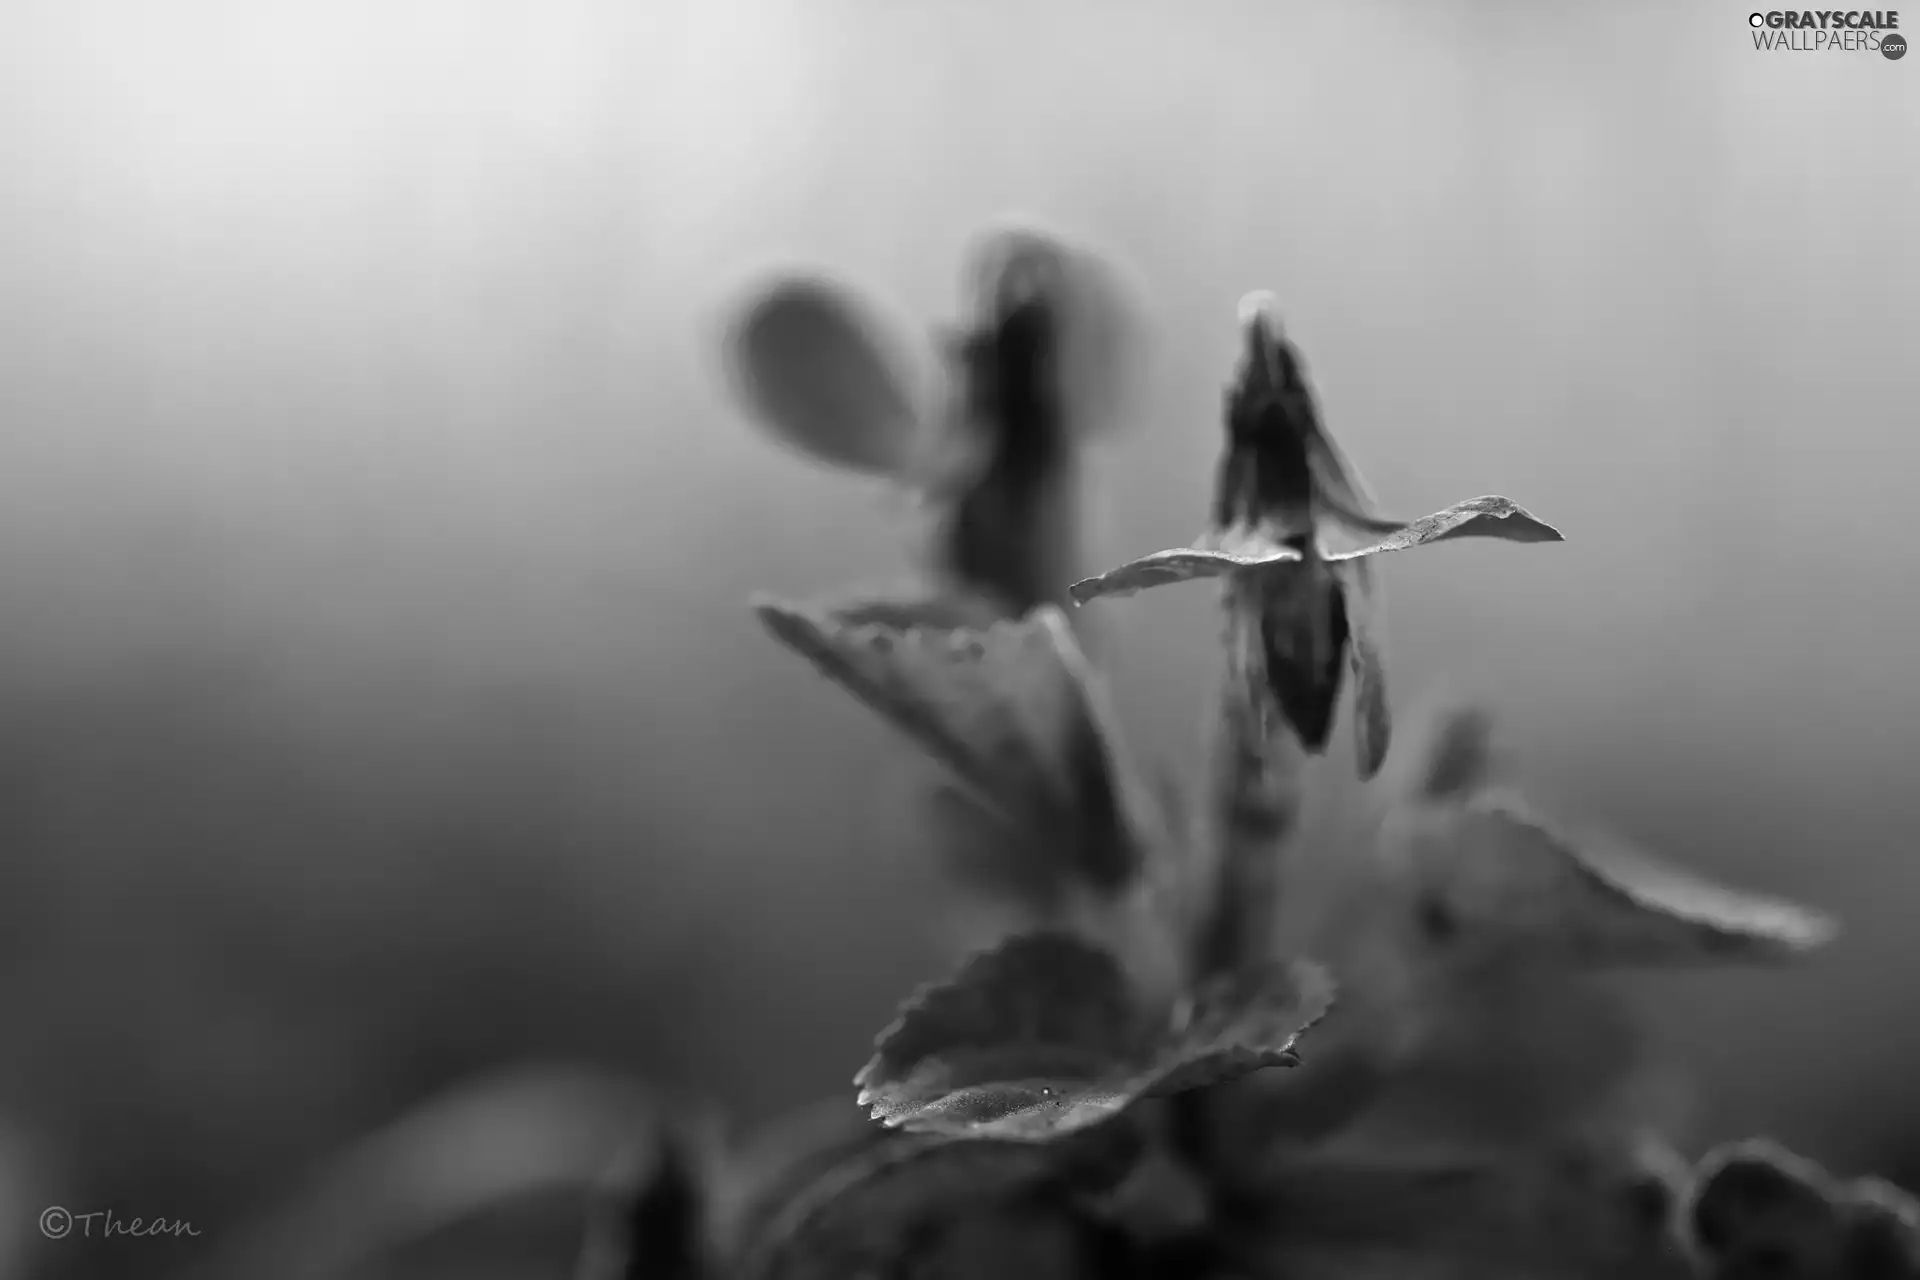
(1069, 291), (1561, 781)
(607, 248), (1904, 1280)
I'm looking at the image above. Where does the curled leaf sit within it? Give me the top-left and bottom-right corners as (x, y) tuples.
(1380, 789), (1839, 969)
(753, 598), (1159, 895)
(854, 931), (1332, 1141)
(720, 273), (928, 476)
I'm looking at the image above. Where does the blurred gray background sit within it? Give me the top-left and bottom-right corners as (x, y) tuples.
(1, 1), (1915, 1277)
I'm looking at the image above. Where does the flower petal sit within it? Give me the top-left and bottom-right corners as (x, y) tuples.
(1325, 496), (1564, 562)
(720, 273), (928, 476)
(1344, 559), (1392, 780)
(964, 221), (1153, 443)
(1067, 541), (1301, 604)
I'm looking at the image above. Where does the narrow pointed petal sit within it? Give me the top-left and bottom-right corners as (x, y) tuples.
(1304, 419), (1406, 536)
(1344, 559), (1392, 779)
(1326, 496), (1563, 561)
(1067, 539), (1301, 604)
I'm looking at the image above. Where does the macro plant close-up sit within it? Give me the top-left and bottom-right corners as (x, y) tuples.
(563, 226), (1920, 1280)
(7, 11), (1918, 1280)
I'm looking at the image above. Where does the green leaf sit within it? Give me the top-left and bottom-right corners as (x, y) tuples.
(753, 598), (1159, 896)
(1068, 496), (1563, 605)
(1378, 788), (1839, 969)
(854, 931), (1332, 1141)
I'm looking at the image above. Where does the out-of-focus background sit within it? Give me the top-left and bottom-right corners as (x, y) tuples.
(1, 1), (1915, 1276)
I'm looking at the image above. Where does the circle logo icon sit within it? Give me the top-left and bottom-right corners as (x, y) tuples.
(1884, 33), (1907, 59)
(1749, 12), (1767, 26)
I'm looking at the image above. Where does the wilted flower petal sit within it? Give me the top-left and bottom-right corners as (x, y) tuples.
(1071, 496), (1563, 608)
(1067, 541), (1302, 603)
(1322, 495), (1565, 561)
